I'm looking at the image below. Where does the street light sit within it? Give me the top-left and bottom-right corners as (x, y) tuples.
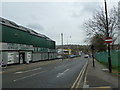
(61, 33), (64, 60)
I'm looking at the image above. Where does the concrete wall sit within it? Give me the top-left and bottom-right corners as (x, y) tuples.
(2, 51), (56, 65)
(33, 53), (42, 61)
(25, 52), (32, 63)
(2, 51), (19, 65)
(2, 51), (33, 65)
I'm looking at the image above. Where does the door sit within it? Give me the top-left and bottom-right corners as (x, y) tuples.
(19, 52), (25, 64)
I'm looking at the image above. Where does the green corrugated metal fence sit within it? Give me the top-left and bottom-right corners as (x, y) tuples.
(94, 50), (120, 67)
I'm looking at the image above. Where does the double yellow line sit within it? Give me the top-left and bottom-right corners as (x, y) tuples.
(71, 61), (88, 89)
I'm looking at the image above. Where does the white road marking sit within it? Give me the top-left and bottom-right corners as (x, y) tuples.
(84, 75), (87, 85)
(102, 68), (109, 71)
(76, 61), (88, 88)
(57, 73), (64, 78)
(71, 61), (88, 89)
(57, 69), (69, 78)
(83, 74), (89, 88)
(13, 71), (46, 82)
(15, 67), (42, 74)
(0, 71), (4, 74)
(54, 65), (68, 69)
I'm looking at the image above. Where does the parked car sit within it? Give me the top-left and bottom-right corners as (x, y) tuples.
(69, 55), (75, 58)
(84, 54), (89, 58)
(57, 55), (63, 59)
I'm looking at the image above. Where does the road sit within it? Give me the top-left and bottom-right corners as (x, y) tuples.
(2, 56), (88, 88)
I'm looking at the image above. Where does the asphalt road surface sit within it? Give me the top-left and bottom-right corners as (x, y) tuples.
(2, 56), (88, 88)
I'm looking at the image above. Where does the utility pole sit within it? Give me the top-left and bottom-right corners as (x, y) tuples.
(104, 0), (112, 73)
(61, 33), (63, 60)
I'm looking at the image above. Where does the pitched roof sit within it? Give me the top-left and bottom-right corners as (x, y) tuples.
(0, 17), (54, 41)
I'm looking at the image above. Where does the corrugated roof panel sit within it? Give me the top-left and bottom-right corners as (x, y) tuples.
(0, 18), (5, 23)
(9, 21), (19, 27)
(0, 17), (54, 41)
(19, 26), (28, 32)
(0, 17), (19, 28)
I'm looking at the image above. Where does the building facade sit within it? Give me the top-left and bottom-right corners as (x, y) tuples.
(0, 17), (57, 65)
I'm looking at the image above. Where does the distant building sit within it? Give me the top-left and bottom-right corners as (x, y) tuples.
(57, 49), (71, 55)
(56, 45), (82, 56)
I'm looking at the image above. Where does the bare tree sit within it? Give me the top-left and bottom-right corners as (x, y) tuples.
(84, 7), (118, 45)
(90, 34), (107, 52)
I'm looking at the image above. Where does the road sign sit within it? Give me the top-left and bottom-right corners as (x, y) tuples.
(105, 37), (112, 44)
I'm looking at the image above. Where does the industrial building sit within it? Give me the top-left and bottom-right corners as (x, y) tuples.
(0, 17), (57, 65)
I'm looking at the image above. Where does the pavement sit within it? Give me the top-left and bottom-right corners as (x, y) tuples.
(83, 58), (120, 90)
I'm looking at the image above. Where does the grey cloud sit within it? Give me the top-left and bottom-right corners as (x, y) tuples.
(26, 23), (45, 31)
(71, 2), (101, 18)
(30, 14), (39, 21)
(81, 2), (101, 13)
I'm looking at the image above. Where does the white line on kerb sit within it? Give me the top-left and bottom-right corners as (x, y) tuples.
(57, 69), (69, 78)
(13, 71), (46, 82)
(15, 67), (42, 74)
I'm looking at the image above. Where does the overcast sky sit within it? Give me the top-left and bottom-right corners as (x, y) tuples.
(1, 0), (119, 45)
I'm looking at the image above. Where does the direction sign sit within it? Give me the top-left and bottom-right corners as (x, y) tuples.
(105, 37), (112, 44)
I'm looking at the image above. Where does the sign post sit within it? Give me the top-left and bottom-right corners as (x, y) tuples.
(105, 37), (112, 73)
(104, 0), (112, 73)
(91, 45), (95, 67)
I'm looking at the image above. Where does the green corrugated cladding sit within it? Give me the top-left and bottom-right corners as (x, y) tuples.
(46, 40), (55, 49)
(94, 50), (120, 67)
(0, 25), (2, 42)
(1, 24), (55, 49)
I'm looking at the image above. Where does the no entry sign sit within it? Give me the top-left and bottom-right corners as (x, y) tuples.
(105, 37), (112, 44)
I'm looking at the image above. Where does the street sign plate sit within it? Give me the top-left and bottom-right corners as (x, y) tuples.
(105, 37), (112, 43)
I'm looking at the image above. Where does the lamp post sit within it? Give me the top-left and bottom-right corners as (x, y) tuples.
(61, 33), (63, 60)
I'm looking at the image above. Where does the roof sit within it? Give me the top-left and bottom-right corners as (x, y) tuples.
(0, 17), (53, 41)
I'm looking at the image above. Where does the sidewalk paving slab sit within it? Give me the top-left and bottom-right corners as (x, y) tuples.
(83, 58), (119, 90)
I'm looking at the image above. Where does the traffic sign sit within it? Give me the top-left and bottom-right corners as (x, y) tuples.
(105, 37), (112, 44)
